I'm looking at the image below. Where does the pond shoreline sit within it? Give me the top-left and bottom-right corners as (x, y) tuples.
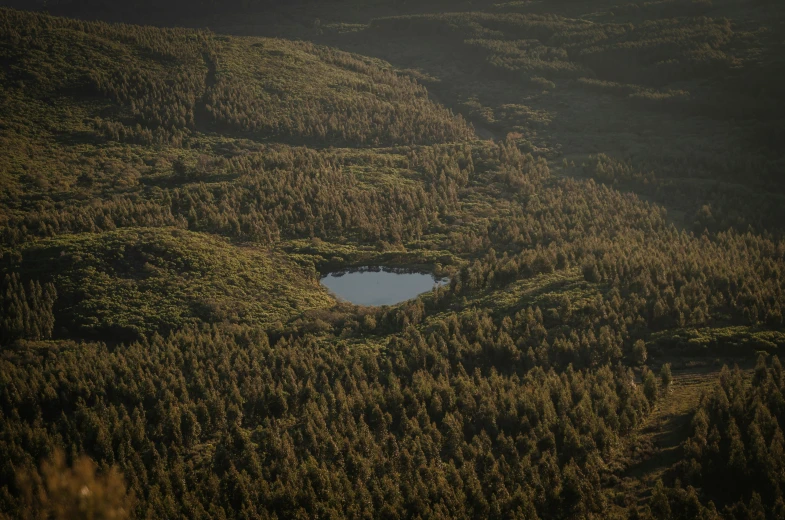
(321, 266), (448, 306)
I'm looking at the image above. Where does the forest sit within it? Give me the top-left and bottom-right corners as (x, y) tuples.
(0, 0), (784, 518)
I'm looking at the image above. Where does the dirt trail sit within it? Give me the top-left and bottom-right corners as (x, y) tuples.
(608, 363), (753, 511)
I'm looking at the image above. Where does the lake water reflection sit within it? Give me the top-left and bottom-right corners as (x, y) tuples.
(321, 267), (448, 306)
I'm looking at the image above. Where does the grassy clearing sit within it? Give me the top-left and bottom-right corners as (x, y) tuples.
(651, 326), (785, 357)
(2, 228), (333, 339)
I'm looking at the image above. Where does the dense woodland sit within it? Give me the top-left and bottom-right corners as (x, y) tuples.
(0, 2), (784, 519)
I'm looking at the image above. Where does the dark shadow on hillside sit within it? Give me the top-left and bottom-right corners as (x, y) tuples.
(51, 130), (108, 147)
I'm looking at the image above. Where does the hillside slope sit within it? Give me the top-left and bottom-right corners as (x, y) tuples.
(298, 0), (785, 235)
(2, 228), (332, 340)
(0, 8), (472, 152)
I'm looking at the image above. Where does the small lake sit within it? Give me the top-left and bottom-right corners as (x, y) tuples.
(321, 267), (448, 306)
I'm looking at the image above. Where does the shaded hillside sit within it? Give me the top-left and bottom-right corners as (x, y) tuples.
(0, 0), (489, 25)
(291, 0), (785, 235)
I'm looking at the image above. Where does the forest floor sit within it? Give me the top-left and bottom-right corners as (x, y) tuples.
(607, 358), (755, 512)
